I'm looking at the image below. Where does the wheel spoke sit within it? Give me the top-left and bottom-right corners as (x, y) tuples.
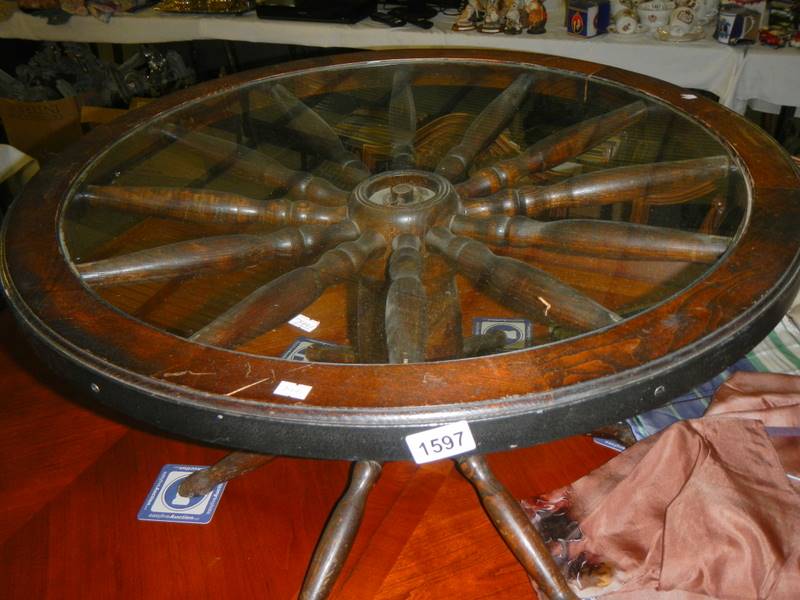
(76, 222), (359, 287)
(77, 186), (347, 226)
(462, 330), (509, 357)
(267, 83), (370, 186)
(385, 234), (427, 364)
(456, 100), (648, 198)
(461, 156), (730, 219)
(457, 455), (578, 600)
(178, 452), (276, 498)
(304, 344), (357, 363)
(426, 227), (620, 331)
(451, 215), (730, 263)
(158, 125), (349, 205)
(300, 461), (382, 600)
(426, 271), (464, 360)
(699, 193), (727, 234)
(191, 231), (386, 349)
(436, 73), (535, 182)
(388, 68), (417, 170)
(354, 278), (389, 364)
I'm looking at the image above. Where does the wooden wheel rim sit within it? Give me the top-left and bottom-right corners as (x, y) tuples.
(3, 49), (799, 460)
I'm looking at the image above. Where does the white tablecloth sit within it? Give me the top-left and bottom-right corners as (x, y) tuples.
(1, 9), (797, 114)
(730, 45), (800, 116)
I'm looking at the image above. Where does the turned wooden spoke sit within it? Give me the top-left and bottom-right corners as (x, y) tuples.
(426, 273), (464, 360)
(191, 231), (386, 348)
(76, 222), (359, 287)
(457, 455), (578, 600)
(461, 156), (730, 219)
(427, 227), (620, 331)
(462, 330), (509, 357)
(78, 185), (347, 226)
(159, 125), (349, 205)
(355, 279), (389, 364)
(451, 215), (730, 263)
(304, 344), (357, 363)
(456, 100), (648, 198)
(268, 84), (370, 185)
(700, 193), (728, 234)
(178, 452), (276, 498)
(388, 69), (417, 170)
(436, 73), (535, 182)
(300, 461), (382, 600)
(385, 234), (427, 364)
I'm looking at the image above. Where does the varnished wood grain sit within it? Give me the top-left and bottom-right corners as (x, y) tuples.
(300, 460), (383, 600)
(451, 215), (729, 263)
(161, 125), (350, 205)
(456, 100), (648, 198)
(0, 311), (619, 600)
(0, 312), (128, 545)
(191, 232), (386, 348)
(457, 455), (577, 600)
(266, 83), (370, 186)
(77, 223), (358, 287)
(3, 49), (799, 462)
(436, 73), (535, 182)
(385, 235), (427, 364)
(426, 227), (621, 331)
(80, 185), (347, 226)
(461, 156), (730, 219)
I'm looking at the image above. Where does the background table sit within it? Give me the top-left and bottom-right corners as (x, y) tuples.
(1, 8), (798, 114)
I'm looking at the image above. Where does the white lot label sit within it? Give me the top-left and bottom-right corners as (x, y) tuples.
(288, 314), (320, 332)
(273, 380), (312, 400)
(405, 421), (476, 464)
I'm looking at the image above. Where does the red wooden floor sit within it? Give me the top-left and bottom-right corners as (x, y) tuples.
(0, 310), (617, 599)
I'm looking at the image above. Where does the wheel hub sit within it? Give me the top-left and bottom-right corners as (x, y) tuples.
(349, 170), (461, 244)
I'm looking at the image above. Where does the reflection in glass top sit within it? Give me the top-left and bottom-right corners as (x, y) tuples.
(60, 59), (746, 365)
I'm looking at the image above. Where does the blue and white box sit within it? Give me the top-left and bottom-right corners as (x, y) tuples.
(472, 317), (532, 350)
(281, 336), (337, 362)
(138, 464), (226, 525)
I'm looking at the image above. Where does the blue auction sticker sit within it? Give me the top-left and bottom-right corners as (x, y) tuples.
(472, 317), (532, 350)
(137, 464), (226, 525)
(281, 336), (337, 361)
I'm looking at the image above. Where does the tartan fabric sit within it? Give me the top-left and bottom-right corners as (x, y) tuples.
(626, 315), (800, 440)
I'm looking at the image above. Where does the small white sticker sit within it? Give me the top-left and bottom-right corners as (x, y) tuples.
(405, 421), (477, 464)
(273, 380), (312, 400)
(288, 314), (320, 332)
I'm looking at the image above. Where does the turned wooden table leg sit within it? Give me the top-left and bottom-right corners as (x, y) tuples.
(300, 460), (382, 600)
(178, 451), (276, 497)
(457, 454), (577, 600)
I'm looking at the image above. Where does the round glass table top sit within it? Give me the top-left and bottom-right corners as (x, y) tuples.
(3, 50), (799, 460)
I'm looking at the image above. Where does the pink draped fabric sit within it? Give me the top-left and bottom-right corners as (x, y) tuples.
(526, 372), (800, 599)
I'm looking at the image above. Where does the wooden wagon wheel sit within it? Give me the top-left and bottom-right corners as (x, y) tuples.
(3, 50), (799, 599)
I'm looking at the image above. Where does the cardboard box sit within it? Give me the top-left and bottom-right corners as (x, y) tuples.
(0, 96), (82, 162)
(567, 0), (611, 36)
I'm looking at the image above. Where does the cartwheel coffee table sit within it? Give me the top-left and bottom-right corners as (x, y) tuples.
(3, 50), (799, 599)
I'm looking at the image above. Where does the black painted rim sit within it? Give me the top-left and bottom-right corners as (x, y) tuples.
(2, 49), (799, 460)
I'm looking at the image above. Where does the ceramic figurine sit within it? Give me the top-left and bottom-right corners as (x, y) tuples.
(525, 0), (548, 33)
(504, 0), (526, 33)
(480, 0), (504, 32)
(453, 0), (484, 31)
